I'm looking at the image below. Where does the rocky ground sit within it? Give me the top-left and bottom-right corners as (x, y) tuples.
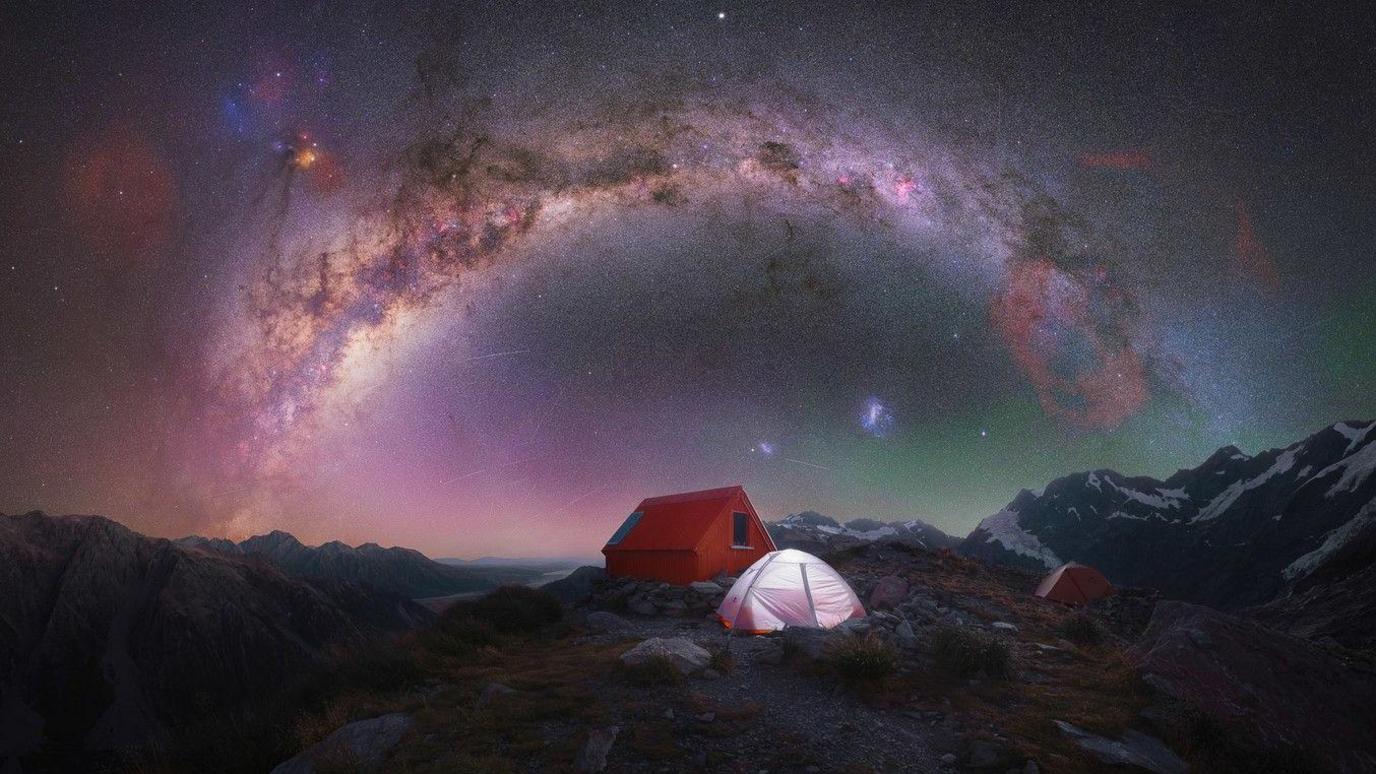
(105, 540), (1376, 773)
(247, 541), (1371, 774)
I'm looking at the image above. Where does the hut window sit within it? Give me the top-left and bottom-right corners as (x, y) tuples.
(732, 512), (749, 547)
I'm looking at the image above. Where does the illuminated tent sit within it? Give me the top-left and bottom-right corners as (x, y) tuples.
(1034, 562), (1113, 605)
(716, 549), (866, 633)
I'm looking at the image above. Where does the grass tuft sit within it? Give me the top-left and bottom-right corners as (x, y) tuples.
(931, 625), (1012, 679)
(1060, 612), (1107, 646)
(623, 655), (684, 687)
(825, 633), (898, 682)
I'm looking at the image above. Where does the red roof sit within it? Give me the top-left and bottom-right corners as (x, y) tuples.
(604, 485), (754, 552)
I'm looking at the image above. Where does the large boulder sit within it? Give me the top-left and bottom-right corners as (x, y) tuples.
(271, 713), (412, 774)
(868, 575), (909, 609)
(620, 637), (711, 674)
(1129, 601), (1376, 773)
(542, 566), (607, 604)
(1053, 721), (1185, 774)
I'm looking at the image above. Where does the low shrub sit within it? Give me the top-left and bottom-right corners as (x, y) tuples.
(422, 585), (563, 657)
(462, 585), (563, 634)
(624, 655), (684, 687)
(825, 633), (898, 682)
(1060, 612), (1107, 646)
(931, 625), (1012, 678)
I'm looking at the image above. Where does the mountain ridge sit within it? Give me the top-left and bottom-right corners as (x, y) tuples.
(959, 420), (1376, 646)
(176, 529), (540, 599)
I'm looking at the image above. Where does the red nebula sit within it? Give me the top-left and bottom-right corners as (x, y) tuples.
(1234, 198), (1278, 288)
(63, 130), (177, 258)
(992, 259), (1148, 431)
(1078, 149), (1152, 170)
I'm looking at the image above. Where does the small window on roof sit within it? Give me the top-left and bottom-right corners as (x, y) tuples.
(607, 511), (643, 546)
(732, 512), (749, 547)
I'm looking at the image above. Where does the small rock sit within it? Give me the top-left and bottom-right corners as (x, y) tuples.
(585, 611), (632, 632)
(940, 752), (957, 765)
(895, 620), (917, 648)
(1022, 761), (1040, 774)
(991, 621), (1018, 632)
(690, 580), (723, 595)
(868, 575), (910, 609)
(701, 668), (721, 680)
(838, 618), (871, 635)
(476, 682), (515, 707)
(620, 637), (712, 674)
(697, 712), (716, 722)
(574, 725), (620, 772)
(663, 708), (675, 720)
(628, 597), (658, 616)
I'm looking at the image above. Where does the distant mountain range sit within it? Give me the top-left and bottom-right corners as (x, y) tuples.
(0, 512), (431, 756)
(436, 556), (597, 570)
(767, 511), (961, 555)
(959, 420), (1376, 648)
(176, 530), (542, 599)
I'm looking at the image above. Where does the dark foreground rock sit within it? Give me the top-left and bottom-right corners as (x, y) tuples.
(0, 511), (430, 758)
(1129, 601), (1376, 773)
(1053, 721), (1186, 774)
(270, 713), (413, 774)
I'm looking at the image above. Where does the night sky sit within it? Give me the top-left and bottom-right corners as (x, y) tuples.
(2, 2), (1374, 558)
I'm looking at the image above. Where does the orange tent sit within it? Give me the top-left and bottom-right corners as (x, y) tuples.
(1034, 562), (1112, 605)
(601, 486), (777, 585)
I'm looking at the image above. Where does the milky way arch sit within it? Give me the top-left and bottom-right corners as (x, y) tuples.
(207, 85), (1151, 487)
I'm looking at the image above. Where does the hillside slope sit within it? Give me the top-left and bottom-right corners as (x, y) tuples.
(0, 511), (430, 757)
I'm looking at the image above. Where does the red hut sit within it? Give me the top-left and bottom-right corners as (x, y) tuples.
(601, 486), (777, 585)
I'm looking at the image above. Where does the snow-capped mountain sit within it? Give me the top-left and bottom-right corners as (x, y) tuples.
(961, 420), (1376, 621)
(768, 511), (961, 554)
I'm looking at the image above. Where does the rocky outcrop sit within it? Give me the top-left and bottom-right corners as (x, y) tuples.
(541, 565), (607, 604)
(588, 576), (727, 618)
(0, 512), (430, 755)
(1129, 601), (1376, 773)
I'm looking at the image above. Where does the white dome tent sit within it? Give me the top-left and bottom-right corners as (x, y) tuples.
(716, 549), (866, 633)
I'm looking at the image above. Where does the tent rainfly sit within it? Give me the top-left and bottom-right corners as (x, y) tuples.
(1034, 562), (1113, 605)
(715, 549), (866, 633)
